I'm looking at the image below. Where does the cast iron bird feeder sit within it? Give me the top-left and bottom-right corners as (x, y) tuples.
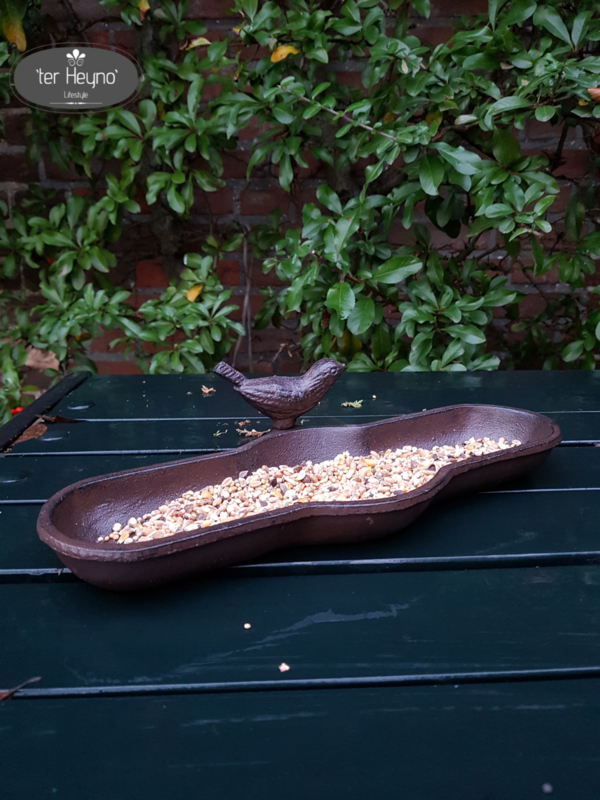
(37, 360), (562, 590)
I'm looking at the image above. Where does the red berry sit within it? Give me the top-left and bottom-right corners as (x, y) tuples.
(10, 407), (24, 415)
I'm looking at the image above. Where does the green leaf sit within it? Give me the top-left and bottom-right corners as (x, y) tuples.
(371, 323), (392, 360)
(418, 154), (444, 196)
(440, 338), (464, 366)
(445, 324), (487, 345)
(488, 0), (507, 28)
(347, 297), (375, 335)
(562, 340), (584, 362)
(272, 104), (296, 125)
(187, 75), (203, 116)
(115, 109), (141, 137)
(325, 282), (356, 320)
(484, 96), (530, 127)
(167, 184), (186, 215)
(492, 129), (520, 167)
(535, 106), (556, 122)
(279, 153), (294, 191)
(571, 11), (590, 47)
(412, 0), (430, 17)
(564, 194), (585, 241)
(373, 256), (422, 283)
(533, 6), (571, 45)
(431, 143), (481, 176)
(316, 185), (343, 215)
(485, 203), (512, 218)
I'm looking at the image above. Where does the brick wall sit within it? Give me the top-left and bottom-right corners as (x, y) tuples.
(1, 0), (597, 376)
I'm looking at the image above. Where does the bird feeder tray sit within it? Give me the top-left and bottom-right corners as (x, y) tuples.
(37, 383), (561, 590)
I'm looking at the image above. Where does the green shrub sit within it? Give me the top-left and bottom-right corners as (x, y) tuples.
(0, 0), (599, 420)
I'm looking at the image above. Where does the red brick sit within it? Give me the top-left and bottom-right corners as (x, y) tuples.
(430, 0), (487, 15)
(410, 24), (453, 47)
(554, 149), (593, 179)
(132, 186), (151, 215)
(510, 264), (559, 285)
(89, 328), (129, 353)
(296, 151), (327, 180)
(525, 148), (592, 179)
(192, 187), (233, 215)
(216, 258), (240, 285)
(238, 43), (269, 60)
(278, 358), (302, 373)
(113, 30), (137, 52)
(336, 71), (364, 90)
(0, 154), (39, 183)
(201, 82), (224, 101)
(136, 258), (169, 288)
(239, 185), (289, 215)
(522, 117), (583, 146)
(251, 260), (286, 287)
(230, 293), (262, 322)
(2, 112), (29, 146)
(252, 359), (275, 374)
(42, 0), (119, 21)
(222, 152), (250, 180)
(93, 359), (142, 375)
(86, 27), (110, 46)
(237, 117), (278, 142)
(43, 157), (83, 182)
(518, 293), (547, 317)
(291, 185), (317, 209)
(185, 0), (234, 18)
(550, 182), (573, 212)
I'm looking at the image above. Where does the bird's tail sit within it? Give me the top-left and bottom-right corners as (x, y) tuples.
(213, 361), (245, 386)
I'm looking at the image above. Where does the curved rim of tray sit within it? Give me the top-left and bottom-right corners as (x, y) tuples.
(37, 404), (562, 564)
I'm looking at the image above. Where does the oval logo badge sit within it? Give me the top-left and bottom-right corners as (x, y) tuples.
(11, 44), (143, 112)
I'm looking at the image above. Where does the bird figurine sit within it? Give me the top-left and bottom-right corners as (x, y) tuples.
(213, 358), (346, 430)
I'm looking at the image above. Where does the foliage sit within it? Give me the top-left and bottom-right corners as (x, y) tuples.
(0, 0), (599, 420)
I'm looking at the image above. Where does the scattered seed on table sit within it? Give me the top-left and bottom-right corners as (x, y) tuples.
(107, 437), (521, 545)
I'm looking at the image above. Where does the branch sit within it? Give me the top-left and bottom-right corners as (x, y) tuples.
(281, 87), (400, 144)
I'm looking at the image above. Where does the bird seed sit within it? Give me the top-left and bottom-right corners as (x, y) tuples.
(104, 437), (521, 545)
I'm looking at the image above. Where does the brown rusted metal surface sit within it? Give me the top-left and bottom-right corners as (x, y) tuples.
(36, 404), (561, 591)
(212, 359), (346, 430)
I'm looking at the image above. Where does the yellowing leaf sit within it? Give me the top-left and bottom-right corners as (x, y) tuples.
(588, 88), (600, 103)
(138, 0), (149, 19)
(186, 284), (203, 302)
(186, 36), (211, 50)
(579, 99), (589, 106)
(270, 45), (299, 63)
(382, 112), (394, 124)
(2, 15), (25, 51)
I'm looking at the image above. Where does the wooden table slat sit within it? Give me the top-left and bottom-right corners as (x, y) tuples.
(2, 681), (599, 799)
(1, 448), (598, 503)
(2, 565), (600, 689)
(48, 371), (600, 419)
(2, 490), (600, 576)
(4, 411), (599, 457)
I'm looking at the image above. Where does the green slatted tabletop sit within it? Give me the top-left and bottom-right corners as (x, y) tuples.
(1, 371), (599, 800)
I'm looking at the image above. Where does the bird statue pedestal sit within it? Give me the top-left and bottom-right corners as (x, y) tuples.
(212, 359), (346, 430)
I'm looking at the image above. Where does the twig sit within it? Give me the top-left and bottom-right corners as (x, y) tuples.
(548, 123), (569, 173)
(282, 87), (400, 144)
(0, 676), (41, 701)
(233, 227), (252, 370)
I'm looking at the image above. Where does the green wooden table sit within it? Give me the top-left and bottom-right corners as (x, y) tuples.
(1, 371), (599, 799)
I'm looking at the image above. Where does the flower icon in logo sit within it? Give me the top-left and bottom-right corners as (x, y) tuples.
(66, 48), (86, 66)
